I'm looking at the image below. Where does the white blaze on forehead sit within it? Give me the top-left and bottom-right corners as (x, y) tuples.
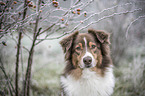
(83, 37), (87, 51)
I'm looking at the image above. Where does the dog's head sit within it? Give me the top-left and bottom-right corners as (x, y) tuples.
(60, 29), (111, 69)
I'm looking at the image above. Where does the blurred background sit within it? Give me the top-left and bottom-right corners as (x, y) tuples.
(0, 0), (145, 96)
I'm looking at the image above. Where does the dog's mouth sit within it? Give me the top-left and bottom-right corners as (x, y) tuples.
(79, 63), (95, 69)
(85, 64), (92, 68)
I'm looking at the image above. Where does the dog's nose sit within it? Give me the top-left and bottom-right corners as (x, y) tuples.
(83, 56), (92, 64)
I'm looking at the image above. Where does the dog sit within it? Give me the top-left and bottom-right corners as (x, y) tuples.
(59, 29), (115, 96)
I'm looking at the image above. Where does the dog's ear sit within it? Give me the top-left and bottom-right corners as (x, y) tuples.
(88, 29), (111, 56)
(88, 29), (110, 44)
(60, 31), (79, 60)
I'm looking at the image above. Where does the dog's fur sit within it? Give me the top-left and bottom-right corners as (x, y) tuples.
(60, 29), (115, 96)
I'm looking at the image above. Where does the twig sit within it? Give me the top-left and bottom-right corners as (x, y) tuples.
(74, 0), (81, 5)
(80, 0), (94, 9)
(38, 0), (82, 35)
(79, 8), (142, 31)
(22, 32), (33, 41)
(22, 46), (29, 52)
(0, 59), (15, 96)
(37, 32), (67, 40)
(38, 23), (56, 35)
(72, 2), (132, 20)
(125, 15), (145, 38)
(35, 26), (56, 45)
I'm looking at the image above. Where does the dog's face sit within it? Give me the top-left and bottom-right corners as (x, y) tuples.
(72, 33), (100, 68)
(60, 29), (110, 69)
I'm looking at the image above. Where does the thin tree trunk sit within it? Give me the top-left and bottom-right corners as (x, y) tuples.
(15, 31), (22, 96)
(15, 0), (27, 96)
(23, 31), (40, 96)
(24, 39), (35, 96)
(23, 0), (42, 95)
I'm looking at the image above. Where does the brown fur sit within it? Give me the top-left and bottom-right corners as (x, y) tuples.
(60, 29), (112, 79)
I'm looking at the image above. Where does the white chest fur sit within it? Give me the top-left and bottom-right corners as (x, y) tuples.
(60, 67), (115, 96)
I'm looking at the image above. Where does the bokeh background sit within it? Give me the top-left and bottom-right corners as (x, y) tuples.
(0, 0), (145, 96)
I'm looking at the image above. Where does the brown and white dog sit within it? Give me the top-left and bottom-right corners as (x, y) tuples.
(60, 29), (115, 96)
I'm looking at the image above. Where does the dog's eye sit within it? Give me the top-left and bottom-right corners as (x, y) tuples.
(91, 45), (96, 49)
(76, 46), (81, 50)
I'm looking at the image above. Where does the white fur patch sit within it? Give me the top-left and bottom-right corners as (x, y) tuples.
(84, 37), (87, 51)
(60, 66), (115, 96)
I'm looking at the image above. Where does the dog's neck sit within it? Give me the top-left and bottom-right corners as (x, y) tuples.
(60, 66), (115, 96)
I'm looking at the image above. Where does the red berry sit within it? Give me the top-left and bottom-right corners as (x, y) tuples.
(77, 12), (80, 15)
(14, 1), (17, 4)
(77, 9), (81, 11)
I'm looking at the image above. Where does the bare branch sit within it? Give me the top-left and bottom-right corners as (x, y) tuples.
(80, 0), (94, 9)
(39, 8), (142, 40)
(22, 46), (29, 52)
(126, 15), (145, 38)
(79, 8), (142, 31)
(72, 2), (132, 20)
(0, 58), (15, 96)
(22, 32), (33, 41)
(39, 23), (56, 35)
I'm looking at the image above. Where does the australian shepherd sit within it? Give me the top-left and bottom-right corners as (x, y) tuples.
(59, 29), (115, 96)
